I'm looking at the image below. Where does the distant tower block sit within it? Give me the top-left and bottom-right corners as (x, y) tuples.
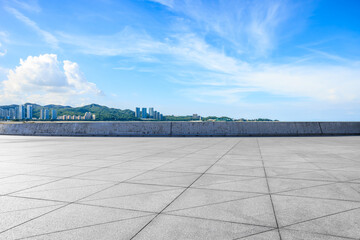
(18, 105), (25, 120)
(135, 107), (141, 118)
(27, 105), (33, 119)
(149, 107), (154, 118)
(44, 109), (50, 120)
(142, 107), (147, 118)
(51, 110), (57, 120)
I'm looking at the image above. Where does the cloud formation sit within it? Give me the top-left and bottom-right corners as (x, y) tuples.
(0, 54), (102, 105)
(57, 26), (360, 105)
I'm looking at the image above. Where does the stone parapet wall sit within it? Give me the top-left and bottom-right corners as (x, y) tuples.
(0, 122), (359, 136)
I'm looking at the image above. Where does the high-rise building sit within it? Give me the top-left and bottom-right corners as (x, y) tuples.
(40, 109), (44, 120)
(149, 107), (154, 118)
(154, 111), (158, 120)
(44, 109), (49, 120)
(51, 110), (57, 120)
(156, 112), (160, 120)
(9, 108), (16, 119)
(18, 105), (25, 120)
(141, 108), (147, 118)
(92, 114), (96, 120)
(26, 105), (33, 119)
(135, 107), (141, 118)
(84, 112), (92, 120)
(0, 108), (6, 119)
(160, 114), (163, 121)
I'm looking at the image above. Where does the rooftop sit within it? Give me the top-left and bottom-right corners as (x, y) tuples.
(0, 136), (359, 239)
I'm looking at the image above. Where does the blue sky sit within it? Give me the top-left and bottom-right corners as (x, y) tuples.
(0, 0), (360, 120)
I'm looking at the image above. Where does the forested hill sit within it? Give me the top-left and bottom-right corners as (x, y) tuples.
(0, 103), (137, 121)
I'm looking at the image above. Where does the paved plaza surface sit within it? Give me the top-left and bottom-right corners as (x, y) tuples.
(0, 136), (360, 240)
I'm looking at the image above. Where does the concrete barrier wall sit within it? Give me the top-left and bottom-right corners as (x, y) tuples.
(0, 122), (359, 136)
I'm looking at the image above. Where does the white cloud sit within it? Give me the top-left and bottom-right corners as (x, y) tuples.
(0, 54), (102, 105)
(5, 7), (58, 48)
(12, 0), (41, 13)
(149, 0), (174, 8)
(0, 42), (7, 56)
(58, 27), (163, 56)
(150, 0), (294, 56)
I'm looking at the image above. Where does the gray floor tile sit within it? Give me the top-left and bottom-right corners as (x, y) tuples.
(12, 179), (114, 202)
(280, 182), (360, 201)
(133, 214), (273, 240)
(267, 178), (330, 193)
(239, 230), (281, 240)
(0, 203), (150, 239)
(280, 229), (353, 240)
(1, 136), (360, 239)
(272, 195), (360, 227)
(14, 215), (156, 240)
(164, 188), (261, 212)
(168, 195), (277, 227)
(285, 208), (360, 239)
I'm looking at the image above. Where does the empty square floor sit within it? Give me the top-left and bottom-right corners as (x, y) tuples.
(0, 135), (360, 240)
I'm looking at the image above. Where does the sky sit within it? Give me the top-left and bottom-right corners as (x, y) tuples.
(0, 0), (360, 120)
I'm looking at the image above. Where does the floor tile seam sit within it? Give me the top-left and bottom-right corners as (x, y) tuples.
(0, 173), (64, 181)
(0, 203), (65, 215)
(2, 141), (199, 197)
(123, 180), (191, 188)
(12, 182), (115, 194)
(129, 139), (243, 239)
(190, 186), (268, 194)
(121, 172), (201, 182)
(233, 228), (279, 240)
(267, 175), (343, 183)
(265, 168), (333, 176)
(71, 202), (157, 214)
(256, 138), (282, 240)
(175, 172), (266, 178)
(190, 177), (265, 188)
(162, 193), (268, 214)
(272, 192), (360, 203)
(0, 178), (63, 185)
(15, 213), (157, 240)
(79, 186), (186, 202)
(7, 194), (83, 205)
(279, 205), (360, 229)
(146, 169), (219, 175)
(282, 226), (359, 240)
(270, 181), (354, 195)
(50, 176), (136, 183)
(162, 212), (278, 229)
(7, 193), (159, 215)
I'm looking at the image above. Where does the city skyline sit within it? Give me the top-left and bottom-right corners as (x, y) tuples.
(0, 103), (98, 121)
(1, 0), (360, 120)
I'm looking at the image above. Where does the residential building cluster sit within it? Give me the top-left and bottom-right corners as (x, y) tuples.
(0, 105), (95, 121)
(0, 105), (34, 120)
(135, 107), (163, 120)
(58, 112), (95, 121)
